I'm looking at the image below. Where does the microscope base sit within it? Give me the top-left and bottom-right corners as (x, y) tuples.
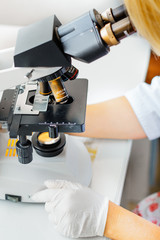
(0, 133), (92, 203)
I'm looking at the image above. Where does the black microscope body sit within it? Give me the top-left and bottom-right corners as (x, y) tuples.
(0, 9), (109, 164)
(0, 5), (132, 164)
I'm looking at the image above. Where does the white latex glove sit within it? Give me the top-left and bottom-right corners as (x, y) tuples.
(32, 180), (109, 238)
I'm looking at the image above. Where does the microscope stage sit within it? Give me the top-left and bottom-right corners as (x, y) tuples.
(0, 79), (88, 137)
(0, 132), (92, 202)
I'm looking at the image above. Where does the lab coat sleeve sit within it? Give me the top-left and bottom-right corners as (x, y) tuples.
(125, 76), (160, 140)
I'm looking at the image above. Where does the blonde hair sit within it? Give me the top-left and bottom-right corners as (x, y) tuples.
(124, 0), (160, 56)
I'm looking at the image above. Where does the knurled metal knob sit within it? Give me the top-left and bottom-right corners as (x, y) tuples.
(16, 139), (33, 164)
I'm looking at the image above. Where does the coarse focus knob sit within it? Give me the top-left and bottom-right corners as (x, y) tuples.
(16, 139), (33, 164)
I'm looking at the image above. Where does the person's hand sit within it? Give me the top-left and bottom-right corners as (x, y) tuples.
(32, 180), (109, 238)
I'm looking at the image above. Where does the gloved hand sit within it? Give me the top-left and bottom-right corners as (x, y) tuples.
(32, 180), (109, 238)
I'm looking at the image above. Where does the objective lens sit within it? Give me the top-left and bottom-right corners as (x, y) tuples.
(39, 82), (52, 95)
(48, 76), (69, 103)
(64, 66), (79, 80)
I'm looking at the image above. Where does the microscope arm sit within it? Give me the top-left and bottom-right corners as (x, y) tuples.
(0, 48), (65, 92)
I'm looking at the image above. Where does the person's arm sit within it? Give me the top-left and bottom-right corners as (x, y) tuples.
(78, 77), (160, 140)
(72, 96), (146, 139)
(105, 201), (160, 240)
(32, 180), (160, 239)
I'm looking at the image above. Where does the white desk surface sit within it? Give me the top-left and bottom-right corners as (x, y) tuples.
(0, 138), (132, 240)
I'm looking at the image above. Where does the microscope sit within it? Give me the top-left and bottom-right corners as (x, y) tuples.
(0, 4), (134, 202)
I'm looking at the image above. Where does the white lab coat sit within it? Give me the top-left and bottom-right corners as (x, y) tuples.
(125, 76), (160, 140)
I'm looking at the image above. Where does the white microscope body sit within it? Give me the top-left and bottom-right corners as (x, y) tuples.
(0, 0), (151, 203)
(0, 47), (92, 203)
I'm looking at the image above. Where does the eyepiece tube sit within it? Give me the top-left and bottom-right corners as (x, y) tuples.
(100, 17), (135, 46)
(101, 8), (115, 23)
(112, 17), (133, 36)
(100, 23), (119, 46)
(101, 4), (128, 23)
(112, 5), (128, 22)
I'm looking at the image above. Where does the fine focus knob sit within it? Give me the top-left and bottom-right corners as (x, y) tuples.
(16, 139), (33, 164)
(49, 125), (59, 138)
